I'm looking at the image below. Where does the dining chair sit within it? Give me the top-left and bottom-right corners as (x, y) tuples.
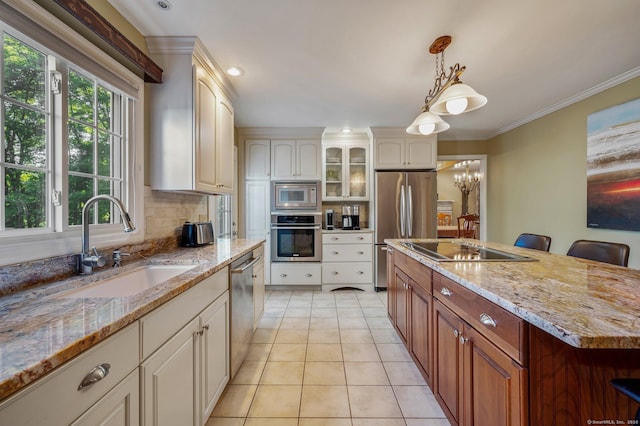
(457, 214), (479, 238)
(610, 378), (640, 421)
(513, 233), (552, 252)
(566, 239), (630, 267)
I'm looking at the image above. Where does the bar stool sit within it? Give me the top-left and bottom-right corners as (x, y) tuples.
(514, 233), (551, 252)
(610, 378), (640, 421)
(566, 240), (630, 267)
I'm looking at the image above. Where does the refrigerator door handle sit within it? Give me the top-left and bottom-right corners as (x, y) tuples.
(400, 184), (406, 237)
(407, 184), (413, 237)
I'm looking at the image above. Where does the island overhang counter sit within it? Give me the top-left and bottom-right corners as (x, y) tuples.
(386, 238), (640, 426)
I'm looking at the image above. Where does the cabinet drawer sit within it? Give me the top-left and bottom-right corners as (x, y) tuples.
(394, 250), (432, 294)
(141, 267), (228, 360)
(322, 232), (373, 244)
(323, 244), (372, 262)
(322, 262), (372, 284)
(433, 273), (527, 364)
(271, 263), (322, 285)
(0, 323), (139, 426)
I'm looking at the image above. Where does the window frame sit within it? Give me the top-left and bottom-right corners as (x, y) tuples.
(0, 1), (144, 266)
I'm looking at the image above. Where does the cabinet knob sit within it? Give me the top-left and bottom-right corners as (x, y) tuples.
(357, 251), (364, 255)
(453, 329), (459, 338)
(357, 271), (364, 275)
(332, 251), (339, 255)
(479, 313), (497, 328)
(357, 236), (364, 240)
(440, 287), (452, 297)
(459, 335), (468, 345)
(332, 237), (339, 240)
(78, 363), (110, 391)
(332, 271), (339, 275)
(305, 273), (312, 278)
(280, 273), (287, 277)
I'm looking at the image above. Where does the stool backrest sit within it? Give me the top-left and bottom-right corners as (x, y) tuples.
(514, 233), (552, 252)
(566, 239), (629, 267)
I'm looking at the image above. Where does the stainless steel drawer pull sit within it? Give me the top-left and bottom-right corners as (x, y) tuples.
(480, 313), (497, 327)
(440, 287), (452, 297)
(305, 273), (312, 277)
(357, 271), (364, 275)
(332, 237), (339, 240)
(332, 251), (339, 255)
(78, 363), (110, 390)
(280, 273), (287, 277)
(332, 271), (339, 275)
(357, 251), (364, 255)
(357, 236), (364, 240)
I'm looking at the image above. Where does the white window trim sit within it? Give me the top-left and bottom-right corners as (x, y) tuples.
(0, 0), (145, 266)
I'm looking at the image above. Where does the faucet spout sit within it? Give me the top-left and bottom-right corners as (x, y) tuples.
(79, 195), (135, 274)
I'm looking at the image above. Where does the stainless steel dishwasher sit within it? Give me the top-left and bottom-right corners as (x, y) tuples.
(230, 251), (258, 378)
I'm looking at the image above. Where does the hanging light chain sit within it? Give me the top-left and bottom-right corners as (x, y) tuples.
(423, 46), (466, 110)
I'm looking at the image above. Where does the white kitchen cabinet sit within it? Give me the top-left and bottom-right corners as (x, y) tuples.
(323, 142), (369, 201)
(271, 139), (321, 180)
(147, 36), (235, 194)
(271, 262), (322, 285)
(245, 139), (271, 180)
(71, 369), (140, 426)
(321, 232), (374, 290)
(0, 323), (139, 426)
(252, 245), (266, 330)
(200, 291), (230, 423)
(245, 179), (271, 285)
(374, 135), (437, 169)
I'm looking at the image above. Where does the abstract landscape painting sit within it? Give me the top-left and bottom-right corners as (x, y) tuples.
(587, 98), (640, 231)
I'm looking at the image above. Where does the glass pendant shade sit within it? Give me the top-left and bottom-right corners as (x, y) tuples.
(430, 82), (487, 115)
(406, 110), (450, 135)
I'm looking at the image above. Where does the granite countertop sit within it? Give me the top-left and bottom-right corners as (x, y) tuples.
(387, 239), (640, 350)
(0, 238), (264, 402)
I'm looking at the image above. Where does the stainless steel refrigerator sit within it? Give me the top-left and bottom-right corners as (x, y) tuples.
(374, 170), (437, 290)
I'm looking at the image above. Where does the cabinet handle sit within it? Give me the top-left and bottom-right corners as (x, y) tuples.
(453, 329), (459, 338)
(305, 273), (312, 277)
(440, 287), (452, 297)
(357, 271), (364, 275)
(198, 324), (210, 336)
(332, 237), (339, 240)
(78, 363), (110, 390)
(459, 335), (468, 345)
(280, 273), (288, 277)
(357, 251), (364, 255)
(357, 236), (364, 240)
(332, 271), (339, 275)
(479, 313), (497, 328)
(332, 251), (339, 255)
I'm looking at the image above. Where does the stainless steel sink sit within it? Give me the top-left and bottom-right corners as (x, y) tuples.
(400, 241), (537, 262)
(55, 264), (197, 298)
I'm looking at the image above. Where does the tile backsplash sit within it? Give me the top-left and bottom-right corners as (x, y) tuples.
(144, 186), (209, 240)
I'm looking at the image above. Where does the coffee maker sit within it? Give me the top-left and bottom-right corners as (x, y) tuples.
(352, 205), (360, 230)
(325, 209), (335, 230)
(341, 205), (353, 230)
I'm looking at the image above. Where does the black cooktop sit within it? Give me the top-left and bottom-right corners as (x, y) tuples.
(400, 241), (537, 262)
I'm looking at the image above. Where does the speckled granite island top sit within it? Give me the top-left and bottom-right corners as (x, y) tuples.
(0, 238), (263, 402)
(387, 239), (640, 350)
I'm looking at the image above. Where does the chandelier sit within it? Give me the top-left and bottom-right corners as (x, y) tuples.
(406, 35), (487, 136)
(454, 162), (480, 215)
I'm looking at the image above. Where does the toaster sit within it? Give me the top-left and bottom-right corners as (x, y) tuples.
(181, 221), (214, 247)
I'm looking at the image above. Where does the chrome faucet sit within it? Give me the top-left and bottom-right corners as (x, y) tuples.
(78, 195), (135, 274)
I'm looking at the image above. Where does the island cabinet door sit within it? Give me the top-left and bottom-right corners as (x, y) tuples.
(434, 300), (465, 426)
(394, 266), (410, 344)
(409, 279), (432, 386)
(463, 325), (527, 426)
(386, 247), (396, 321)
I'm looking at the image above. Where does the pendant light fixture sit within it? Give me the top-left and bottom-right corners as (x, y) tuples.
(406, 35), (487, 136)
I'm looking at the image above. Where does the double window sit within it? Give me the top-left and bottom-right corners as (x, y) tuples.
(0, 11), (142, 264)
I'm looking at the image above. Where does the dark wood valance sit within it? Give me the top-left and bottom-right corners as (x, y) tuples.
(45, 0), (163, 83)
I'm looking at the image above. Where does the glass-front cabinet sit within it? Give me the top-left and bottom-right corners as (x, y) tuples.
(322, 142), (369, 201)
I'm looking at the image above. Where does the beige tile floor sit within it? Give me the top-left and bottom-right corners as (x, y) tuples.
(207, 289), (450, 426)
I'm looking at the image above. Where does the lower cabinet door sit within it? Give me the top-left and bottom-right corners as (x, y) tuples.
(200, 292), (230, 423)
(142, 317), (200, 426)
(410, 280), (432, 386)
(71, 369), (140, 426)
(434, 300), (465, 426)
(464, 326), (527, 426)
(394, 267), (410, 344)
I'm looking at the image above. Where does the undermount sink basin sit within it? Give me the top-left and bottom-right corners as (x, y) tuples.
(57, 264), (197, 298)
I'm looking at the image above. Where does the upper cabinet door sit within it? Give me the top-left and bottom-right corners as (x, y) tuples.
(194, 71), (219, 193)
(214, 94), (234, 193)
(296, 140), (321, 180)
(271, 140), (296, 180)
(405, 137), (437, 170)
(374, 138), (405, 169)
(347, 145), (368, 200)
(245, 139), (271, 180)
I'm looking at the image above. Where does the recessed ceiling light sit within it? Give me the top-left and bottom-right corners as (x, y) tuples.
(226, 66), (245, 77)
(154, 0), (172, 11)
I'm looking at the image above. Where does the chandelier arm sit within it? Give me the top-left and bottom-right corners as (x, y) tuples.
(422, 63), (466, 110)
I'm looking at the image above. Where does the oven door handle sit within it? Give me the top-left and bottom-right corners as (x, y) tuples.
(270, 225), (321, 230)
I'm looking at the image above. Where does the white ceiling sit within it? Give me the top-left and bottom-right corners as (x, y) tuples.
(109, 0), (640, 140)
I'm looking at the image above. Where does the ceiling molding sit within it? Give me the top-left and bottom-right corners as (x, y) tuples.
(238, 127), (326, 139)
(495, 67), (640, 137)
(39, 0), (163, 83)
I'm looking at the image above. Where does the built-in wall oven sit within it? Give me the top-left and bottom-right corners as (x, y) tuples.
(270, 213), (322, 262)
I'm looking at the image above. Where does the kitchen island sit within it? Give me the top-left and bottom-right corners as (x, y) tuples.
(386, 238), (640, 426)
(0, 238), (264, 424)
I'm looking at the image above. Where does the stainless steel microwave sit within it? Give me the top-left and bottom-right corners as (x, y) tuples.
(272, 181), (320, 211)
